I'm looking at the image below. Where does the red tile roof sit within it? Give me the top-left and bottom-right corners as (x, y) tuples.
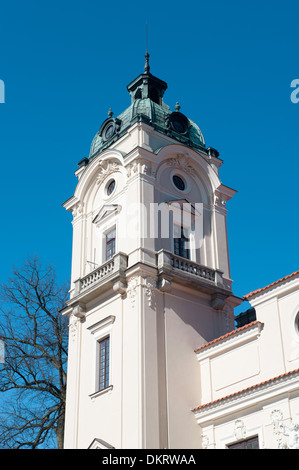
(244, 270), (299, 300)
(192, 368), (299, 412)
(194, 321), (262, 353)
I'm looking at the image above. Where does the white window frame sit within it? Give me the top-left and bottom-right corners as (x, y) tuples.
(88, 315), (115, 399)
(103, 225), (116, 262)
(170, 205), (196, 262)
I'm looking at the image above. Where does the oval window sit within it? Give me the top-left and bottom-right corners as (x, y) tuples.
(172, 119), (186, 134)
(173, 174), (185, 191)
(105, 125), (114, 140)
(106, 179), (116, 196)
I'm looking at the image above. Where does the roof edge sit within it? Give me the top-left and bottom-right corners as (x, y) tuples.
(194, 320), (262, 354)
(192, 368), (299, 413)
(244, 270), (299, 300)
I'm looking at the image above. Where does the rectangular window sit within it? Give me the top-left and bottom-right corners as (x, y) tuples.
(105, 228), (116, 260)
(98, 337), (110, 391)
(174, 225), (190, 260)
(227, 436), (259, 449)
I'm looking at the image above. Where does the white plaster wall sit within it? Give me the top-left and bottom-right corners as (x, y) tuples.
(63, 120), (238, 449)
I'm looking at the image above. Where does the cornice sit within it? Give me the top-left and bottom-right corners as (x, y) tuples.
(193, 369), (299, 424)
(195, 321), (264, 360)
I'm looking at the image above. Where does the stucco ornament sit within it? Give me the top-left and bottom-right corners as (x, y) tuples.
(214, 194), (226, 208)
(69, 314), (79, 342)
(144, 276), (157, 307)
(127, 276), (139, 306)
(234, 419), (246, 441)
(72, 202), (84, 218)
(96, 160), (119, 185)
(271, 410), (299, 449)
(166, 154), (195, 174)
(126, 161), (138, 178)
(201, 434), (209, 449)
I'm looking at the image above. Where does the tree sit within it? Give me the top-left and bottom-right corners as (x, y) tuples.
(0, 256), (69, 449)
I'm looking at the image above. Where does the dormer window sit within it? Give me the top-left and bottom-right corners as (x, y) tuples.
(169, 112), (189, 135)
(135, 89), (142, 99)
(105, 124), (114, 140)
(149, 88), (160, 104)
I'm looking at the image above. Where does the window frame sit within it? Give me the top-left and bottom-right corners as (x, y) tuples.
(169, 200), (197, 262)
(173, 224), (191, 260)
(226, 435), (259, 449)
(104, 226), (116, 261)
(98, 336), (110, 392)
(88, 315), (115, 399)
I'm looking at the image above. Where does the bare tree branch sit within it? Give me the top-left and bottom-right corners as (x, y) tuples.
(0, 256), (69, 448)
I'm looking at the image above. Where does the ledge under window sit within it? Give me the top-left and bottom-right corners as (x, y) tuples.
(89, 385), (113, 400)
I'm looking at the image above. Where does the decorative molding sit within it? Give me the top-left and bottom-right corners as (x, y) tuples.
(193, 370), (299, 425)
(127, 276), (139, 306)
(195, 321), (264, 361)
(140, 160), (155, 177)
(271, 409), (299, 449)
(234, 419), (246, 441)
(166, 155), (195, 174)
(88, 437), (115, 449)
(144, 276), (157, 307)
(72, 202), (84, 218)
(159, 278), (172, 292)
(126, 159), (156, 178)
(113, 280), (127, 295)
(201, 434), (209, 449)
(214, 195), (226, 208)
(126, 161), (138, 178)
(89, 385), (114, 402)
(92, 204), (121, 226)
(88, 315), (116, 337)
(96, 160), (120, 185)
(69, 314), (79, 342)
(72, 304), (86, 319)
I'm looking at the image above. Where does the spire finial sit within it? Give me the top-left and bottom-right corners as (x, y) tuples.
(175, 102), (181, 112)
(144, 22), (150, 74)
(108, 108), (113, 117)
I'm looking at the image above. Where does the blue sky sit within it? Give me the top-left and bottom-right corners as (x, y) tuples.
(0, 0), (298, 315)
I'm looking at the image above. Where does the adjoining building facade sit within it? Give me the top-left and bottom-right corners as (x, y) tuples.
(193, 270), (299, 449)
(61, 56), (299, 449)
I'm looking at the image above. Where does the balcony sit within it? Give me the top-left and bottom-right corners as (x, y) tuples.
(72, 252), (128, 301)
(157, 250), (226, 291)
(68, 250), (230, 309)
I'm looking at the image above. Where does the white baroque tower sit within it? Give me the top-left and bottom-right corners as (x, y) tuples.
(62, 55), (242, 449)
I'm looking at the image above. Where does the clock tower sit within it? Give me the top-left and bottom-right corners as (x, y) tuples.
(62, 54), (241, 449)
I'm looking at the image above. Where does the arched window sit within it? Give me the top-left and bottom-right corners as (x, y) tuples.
(135, 89), (142, 99)
(149, 88), (159, 104)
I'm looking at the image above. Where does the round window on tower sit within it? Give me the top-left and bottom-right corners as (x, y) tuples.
(169, 112), (189, 135)
(106, 179), (116, 196)
(172, 174), (186, 191)
(105, 124), (114, 140)
(172, 119), (187, 134)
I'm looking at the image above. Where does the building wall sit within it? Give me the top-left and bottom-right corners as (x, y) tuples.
(63, 121), (240, 449)
(194, 274), (299, 449)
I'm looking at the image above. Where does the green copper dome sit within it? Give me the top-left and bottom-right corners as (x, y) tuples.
(86, 55), (211, 164)
(89, 97), (206, 160)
